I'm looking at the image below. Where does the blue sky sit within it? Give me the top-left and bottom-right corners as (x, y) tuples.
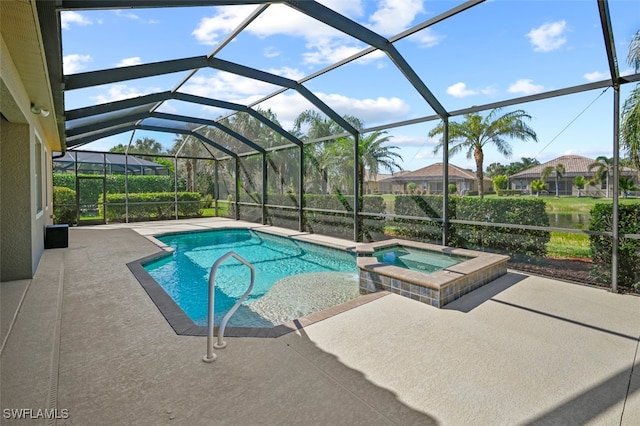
(61, 0), (639, 172)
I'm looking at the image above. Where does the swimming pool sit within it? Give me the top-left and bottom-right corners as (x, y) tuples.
(374, 246), (467, 273)
(143, 229), (358, 328)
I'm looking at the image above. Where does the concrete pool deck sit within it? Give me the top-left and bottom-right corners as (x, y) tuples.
(1, 217), (639, 425)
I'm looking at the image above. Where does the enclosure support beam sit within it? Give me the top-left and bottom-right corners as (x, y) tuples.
(299, 145), (304, 233)
(442, 118), (450, 246)
(611, 86), (620, 293)
(234, 158), (240, 221)
(214, 160), (219, 217)
(262, 153), (267, 225)
(353, 134), (360, 242)
(174, 156), (179, 220)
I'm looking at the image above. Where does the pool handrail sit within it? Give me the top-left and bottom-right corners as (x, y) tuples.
(202, 251), (255, 363)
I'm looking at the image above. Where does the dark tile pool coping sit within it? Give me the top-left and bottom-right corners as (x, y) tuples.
(127, 235), (387, 338)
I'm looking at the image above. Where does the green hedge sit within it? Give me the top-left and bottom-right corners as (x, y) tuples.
(99, 192), (202, 222)
(392, 195), (550, 255)
(589, 204), (640, 290)
(53, 173), (183, 203)
(453, 197), (550, 256)
(52, 186), (77, 225)
(260, 194), (386, 240)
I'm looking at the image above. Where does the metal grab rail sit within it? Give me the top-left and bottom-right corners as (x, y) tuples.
(202, 251), (255, 363)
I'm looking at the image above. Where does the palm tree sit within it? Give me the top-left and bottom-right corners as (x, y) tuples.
(531, 179), (546, 196)
(619, 176), (639, 198)
(295, 110), (353, 194)
(588, 156), (614, 197)
(573, 176), (586, 197)
(621, 30), (640, 168)
(429, 108), (538, 199)
(344, 130), (402, 198)
(541, 163), (565, 197)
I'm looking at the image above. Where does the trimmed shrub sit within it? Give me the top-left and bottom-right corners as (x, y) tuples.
(53, 173), (182, 203)
(99, 192), (202, 222)
(589, 203), (640, 290)
(391, 195), (445, 243)
(392, 195), (550, 255)
(52, 186), (77, 225)
(453, 197), (550, 256)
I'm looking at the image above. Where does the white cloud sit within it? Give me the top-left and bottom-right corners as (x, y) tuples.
(191, 4), (379, 66)
(389, 135), (433, 147)
(415, 147), (439, 160)
(583, 71), (606, 82)
(416, 28), (442, 48)
(446, 82), (478, 98)
(526, 20), (567, 52)
(192, 6), (252, 45)
(480, 86), (498, 96)
(116, 57), (142, 67)
(63, 54), (92, 74)
(252, 91), (411, 131)
(264, 46), (281, 58)
(508, 79), (544, 95)
(113, 10), (159, 24)
(92, 84), (160, 104)
(368, 0), (424, 35)
(61, 11), (92, 30)
(317, 93), (411, 123)
(318, 0), (365, 17)
(302, 39), (384, 65)
(180, 71), (281, 101)
(268, 67), (305, 80)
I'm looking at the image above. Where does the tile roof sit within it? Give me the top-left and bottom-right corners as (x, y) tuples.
(381, 163), (489, 182)
(510, 155), (636, 178)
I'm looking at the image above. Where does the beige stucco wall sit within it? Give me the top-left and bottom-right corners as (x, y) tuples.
(1, 33), (53, 281)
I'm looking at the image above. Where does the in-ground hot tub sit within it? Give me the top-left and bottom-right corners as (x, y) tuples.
(356, 239), (509, 308)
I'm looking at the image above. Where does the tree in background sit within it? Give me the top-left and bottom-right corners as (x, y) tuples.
(541, 163), (565, 197)
(621, 30), (640, 168)
(293, 110), (400, 197)
(618, 176), (639, 198)
(486, 157), (540, 178)
(492, 175), (509, 193)
(588, 156), (614, 197)
(485, 162), (507, 178)
(531, 179), (546, 196)
(295, 110), (356, 194)
(430, 108), (538, 199)
(509, 157), (540, 175)
(109, 137), (163, 157)
(344, 130), (403, 198)
(573, 176), (586, 197)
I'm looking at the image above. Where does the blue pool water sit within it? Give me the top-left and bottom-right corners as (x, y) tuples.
(374, 246), (467, 273)
(144, 229), (357, 326)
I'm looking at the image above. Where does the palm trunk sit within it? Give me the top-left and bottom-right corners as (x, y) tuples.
(474, 148), (484, 199)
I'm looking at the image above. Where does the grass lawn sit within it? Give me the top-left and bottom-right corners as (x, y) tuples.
(202, 200), (230, 217)
(484, 194), (640, 214)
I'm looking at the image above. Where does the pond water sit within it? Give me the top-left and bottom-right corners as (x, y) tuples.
(547, 213), (591, 229)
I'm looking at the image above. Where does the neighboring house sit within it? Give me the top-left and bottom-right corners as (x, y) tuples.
(53, 152), (169, 175)
(380, 163), (492, 195)
(363, 170), (391, 194)
(509, 155), (637, 196)
(364, 170), (410, 194)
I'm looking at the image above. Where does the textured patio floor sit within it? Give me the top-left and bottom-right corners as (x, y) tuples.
(1, 217), (639, 425)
